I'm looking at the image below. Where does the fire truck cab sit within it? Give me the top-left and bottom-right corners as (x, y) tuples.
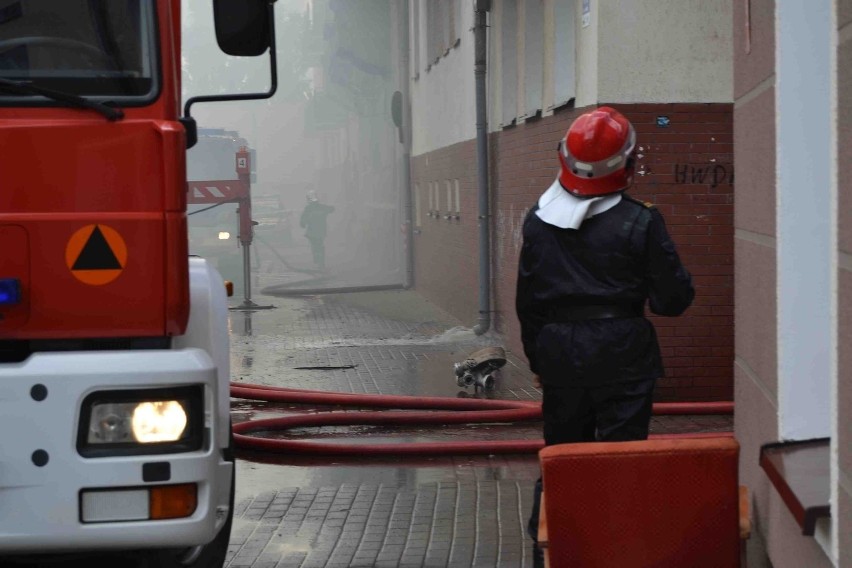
(0, 1), (277, 565)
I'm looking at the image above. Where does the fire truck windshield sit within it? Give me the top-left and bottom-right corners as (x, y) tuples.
(0, 0), (157, 101)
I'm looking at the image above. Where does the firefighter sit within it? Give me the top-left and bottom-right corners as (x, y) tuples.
(300, 189), (335, 270)
(515, 106), (695, 564)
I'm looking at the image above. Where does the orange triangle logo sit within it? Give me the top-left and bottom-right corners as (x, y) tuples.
(65, 224), (127, 285)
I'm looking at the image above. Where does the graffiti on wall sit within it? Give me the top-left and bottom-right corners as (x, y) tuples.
(495, 204), (530, 272)
(674, 164), (734, 188)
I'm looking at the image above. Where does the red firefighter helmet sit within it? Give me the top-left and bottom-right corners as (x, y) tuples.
(557, 106), (637, 197)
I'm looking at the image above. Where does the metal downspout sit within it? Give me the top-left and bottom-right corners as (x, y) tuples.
(400, 1), (414, 289)
(473, 4), (491, 335)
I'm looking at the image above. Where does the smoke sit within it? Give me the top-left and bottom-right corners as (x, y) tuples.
(182, 0), (405, 294)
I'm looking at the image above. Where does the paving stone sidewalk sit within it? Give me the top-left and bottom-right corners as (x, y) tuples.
(225, 289), (733, 568)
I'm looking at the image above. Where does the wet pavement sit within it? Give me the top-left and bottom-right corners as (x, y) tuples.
(225, 283), (733, 568)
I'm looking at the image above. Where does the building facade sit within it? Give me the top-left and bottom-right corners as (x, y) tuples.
(734, 0), (851, 565)
(408, 0), (734, 402)
(408, 0), (852, 563)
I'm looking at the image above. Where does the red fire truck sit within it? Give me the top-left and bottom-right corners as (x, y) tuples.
(0, 1), (278, 565)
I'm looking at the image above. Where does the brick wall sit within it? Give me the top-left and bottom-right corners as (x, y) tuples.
(412, 103), (734, 402)
(410, 140), (480, 324)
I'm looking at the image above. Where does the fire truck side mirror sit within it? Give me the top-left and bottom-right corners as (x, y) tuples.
(179, 117), (198, 149)
(213, 0), (272, 57)
(184, 0), (277, 119)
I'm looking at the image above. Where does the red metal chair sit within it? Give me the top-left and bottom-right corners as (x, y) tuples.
(537, 437), (750, 568)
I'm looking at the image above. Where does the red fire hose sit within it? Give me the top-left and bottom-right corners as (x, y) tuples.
(231, 382), (734, 456)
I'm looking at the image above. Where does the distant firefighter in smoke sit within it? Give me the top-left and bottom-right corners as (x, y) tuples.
(300, 188), (335, 270)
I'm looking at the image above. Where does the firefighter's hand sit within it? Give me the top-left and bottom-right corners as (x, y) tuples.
(532, 374), (542, 388)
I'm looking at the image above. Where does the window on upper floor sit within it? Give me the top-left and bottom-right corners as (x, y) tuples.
(500, 0), (518, 127)
(523, 0), (544, 120)
(498, 0), (576, 127)
(552, 0), (577, 109)
(425, 0), (460, 71)
(411, 0), (420, 79)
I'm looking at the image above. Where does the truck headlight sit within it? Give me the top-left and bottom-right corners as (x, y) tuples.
(90, 400), (187, 443)
(78, 386), (203, 457)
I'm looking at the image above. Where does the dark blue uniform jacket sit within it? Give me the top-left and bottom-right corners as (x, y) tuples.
(515, 195), (695, 386)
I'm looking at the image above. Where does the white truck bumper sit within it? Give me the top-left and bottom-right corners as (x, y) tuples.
(0, 348), (232, 554)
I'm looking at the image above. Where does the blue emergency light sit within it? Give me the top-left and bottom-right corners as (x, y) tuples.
(0, 278), (21, 305)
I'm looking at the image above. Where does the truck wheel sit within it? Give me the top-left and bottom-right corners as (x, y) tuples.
(139, 427), (235, 568)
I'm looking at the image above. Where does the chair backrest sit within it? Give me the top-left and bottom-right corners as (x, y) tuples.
(540, 437), (740, 568)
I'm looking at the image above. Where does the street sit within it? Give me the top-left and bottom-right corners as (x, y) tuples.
(224, 287), (732, 568)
